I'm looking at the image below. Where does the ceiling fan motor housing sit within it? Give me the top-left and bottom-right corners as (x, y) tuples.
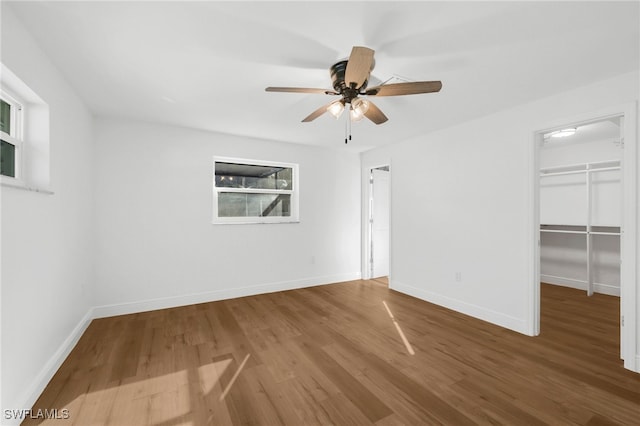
(330, 60), (367, 102)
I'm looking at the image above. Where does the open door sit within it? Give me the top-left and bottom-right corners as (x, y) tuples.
(371, 167), (390, 278)
(531, 103), (638, 373)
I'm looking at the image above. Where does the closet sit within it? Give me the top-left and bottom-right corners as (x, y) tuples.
(539, 118), (622, 296)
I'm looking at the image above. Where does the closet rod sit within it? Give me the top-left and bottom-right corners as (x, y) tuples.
(540, 229), (586, 234)
(540, 166), (620, 178)
(540, 159), (620, 172)
(540, 229), (621, 236)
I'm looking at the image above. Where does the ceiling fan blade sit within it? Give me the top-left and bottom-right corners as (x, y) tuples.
(301, 101), (336, 122)
(266, 87), (338, 95)
(364, 101), (388, 125)
(366, 81), (442, 96)
(344, 46), (375, 90)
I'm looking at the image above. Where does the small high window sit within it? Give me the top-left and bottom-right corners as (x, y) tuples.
(213, 157), (299, 224)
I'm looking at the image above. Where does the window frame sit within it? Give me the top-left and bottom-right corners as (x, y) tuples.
(0, 89), (24, 181)
(212, 156), (300, 224)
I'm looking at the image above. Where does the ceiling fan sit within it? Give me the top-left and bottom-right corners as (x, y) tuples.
(265, 46), (442, 126)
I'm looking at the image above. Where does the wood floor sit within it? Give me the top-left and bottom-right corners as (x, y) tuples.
(25, 281), (640, 425)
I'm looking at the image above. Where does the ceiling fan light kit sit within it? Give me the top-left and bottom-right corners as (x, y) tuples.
(266, 46), (442, 143)
(549, 128), (578, 138)
(327, 100), (345, 119)
(350, 98), (370, 122)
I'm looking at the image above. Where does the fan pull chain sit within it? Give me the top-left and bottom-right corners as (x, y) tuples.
(345, 113), (348, 144)
(345, 106), (352, 144)
(344, 110), (348, 144)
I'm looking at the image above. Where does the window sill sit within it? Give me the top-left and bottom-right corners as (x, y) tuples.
(212, 218), (300, 225)
(1, 177), (53, 194)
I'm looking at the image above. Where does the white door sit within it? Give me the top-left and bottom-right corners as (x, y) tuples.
(371, 168), (390, 278)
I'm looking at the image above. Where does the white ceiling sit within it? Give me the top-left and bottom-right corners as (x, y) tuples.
(5, 1), (639, 152)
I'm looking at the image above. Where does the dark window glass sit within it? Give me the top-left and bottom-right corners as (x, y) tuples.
(1, 139), (16, 177)
(218, 193), (291, 217)
(0, 99), (10, 135)
(215, 162), (293, 190)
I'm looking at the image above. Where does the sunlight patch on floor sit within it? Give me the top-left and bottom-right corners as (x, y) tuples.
(382, 301), (415, 355)
(219, 353), (251, 401)
(43, 357), (235, 426)
(199, 357), (233, 395)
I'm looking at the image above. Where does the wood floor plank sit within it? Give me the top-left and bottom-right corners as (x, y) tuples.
(211, 301), (263, 369)
(328, 332), (477, 425)
(24, 281), (640, 425)
(321, 342), (441, 425)
(318, 393), (377, 426)
(273, 377), (335, 425)
(217, 356), (262, 426)
(279, 340), (342, 403)
(450, 378), (549, 425)
(241, 365), (304, 425)
(294, 335), (394, 423)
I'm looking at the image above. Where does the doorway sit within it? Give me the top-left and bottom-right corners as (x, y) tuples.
(531, 104), (638, 372)
(369, 165), (390, 281)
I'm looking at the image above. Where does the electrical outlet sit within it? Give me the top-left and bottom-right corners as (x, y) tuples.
(455, 272), (462, 282)
(311, 255), (316, 265)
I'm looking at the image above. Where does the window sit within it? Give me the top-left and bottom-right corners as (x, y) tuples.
(1, 63), (50, 192)
(0, 91), (23, 179)
(213, 157), (299, 224)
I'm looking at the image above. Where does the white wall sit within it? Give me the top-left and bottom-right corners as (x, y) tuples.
(92, 118), (361, 315)
(361, 71), (639, 350)
(1, 6), (95, 418)
(541, 232), (620, 295)
(540, 169), (622, 226)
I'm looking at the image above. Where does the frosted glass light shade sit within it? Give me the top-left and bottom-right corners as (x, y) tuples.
(350, 98), (370, 122)
(327, 101), (344, 119)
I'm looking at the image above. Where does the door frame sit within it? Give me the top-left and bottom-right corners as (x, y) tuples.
(362, 162), (392, 281)
(528, 102), (638, 372)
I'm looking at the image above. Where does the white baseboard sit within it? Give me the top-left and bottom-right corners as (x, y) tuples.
(629, 355), (640, 373)
(93, 272), (361, 318)
(540, 274), (620, 296)
(391, 280), (528, 335)
(627, 354), (640, 373)
(7, 308), (94, 425)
